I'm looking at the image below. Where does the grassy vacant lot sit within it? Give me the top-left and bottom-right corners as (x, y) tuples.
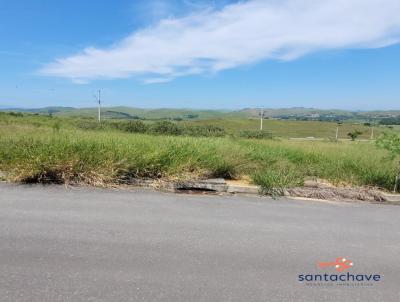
(182, 118), (389, 139)
(0, 113), (397, 193)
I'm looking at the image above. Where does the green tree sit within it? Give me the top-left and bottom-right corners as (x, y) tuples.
(347, 130), (363, 141)
(376, 133), (400, 192)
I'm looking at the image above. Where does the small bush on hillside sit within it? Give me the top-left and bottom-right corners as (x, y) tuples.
(8, 112), (24, 117)
(347, 130), (363, 141)
(112, 120), (148, 133)
(149, 121), (225, 137)
(238, 130), (273, 139)
(77, 120), (105, 130)
(151, 121), (183, 136)
(182, 125), (225, 137)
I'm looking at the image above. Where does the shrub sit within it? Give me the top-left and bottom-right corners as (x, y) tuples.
(238, 130), (273, 139)
(182, 125), (225, 137)
(347, 130), (363, 141)
(112, 120), (148, 133)
(253, 169), (304, 197)
(8, 112), (24, 117)
(77, 120), (105, 130)
(151, 121), (183, 135)
(376, 133), (400, 192)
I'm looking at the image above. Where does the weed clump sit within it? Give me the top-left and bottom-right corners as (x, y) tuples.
(253, 169), (304, 196)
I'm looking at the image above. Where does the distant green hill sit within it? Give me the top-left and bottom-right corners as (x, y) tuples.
(2, 106), (400, 121)
(1, 106), (244, 120)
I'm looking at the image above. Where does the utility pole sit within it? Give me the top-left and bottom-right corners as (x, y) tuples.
(335, 122), (342, 141)
(260, 107), (264, 131)
(97, 89), (101, 123)
(370, 127), (374, 140)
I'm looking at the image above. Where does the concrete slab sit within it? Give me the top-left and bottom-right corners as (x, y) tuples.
(381, 192), (400, 203)
(174, 181), (228, 192)
(227, 185), (259, 194)
(196, 178), (226, 184)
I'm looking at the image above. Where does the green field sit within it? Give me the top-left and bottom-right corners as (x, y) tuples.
(182, 118), (391, 139)
(0, 112), (398, 193)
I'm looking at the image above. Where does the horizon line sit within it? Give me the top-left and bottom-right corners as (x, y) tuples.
(2, 105), (400, 113)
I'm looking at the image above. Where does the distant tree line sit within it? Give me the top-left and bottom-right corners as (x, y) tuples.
(77, 120), (226, 137)
(379, 117), (400, 125)
(77, 120), (273, 139)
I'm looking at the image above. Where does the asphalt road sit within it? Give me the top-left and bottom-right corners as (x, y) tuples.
(0, 183), (399, 302)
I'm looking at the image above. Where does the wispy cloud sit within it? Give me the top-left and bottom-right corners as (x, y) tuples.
(40, 0), (400, 83)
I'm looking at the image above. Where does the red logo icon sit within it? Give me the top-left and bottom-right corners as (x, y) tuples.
(318, 257), (353, 272)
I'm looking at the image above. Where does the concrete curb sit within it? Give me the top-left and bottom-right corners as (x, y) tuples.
(226, 185), (260, 194)
(173, 178), (260, 195)
(174, 178), (228, 192)
(0, 171), (8, 181)
(171, 179), (400, 204)
(381, 193), (400, 204)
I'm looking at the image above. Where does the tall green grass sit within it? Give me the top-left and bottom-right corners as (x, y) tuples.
(0, 114), (397, 193)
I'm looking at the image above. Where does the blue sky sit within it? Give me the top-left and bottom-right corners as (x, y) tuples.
(1, 0), (400, 110)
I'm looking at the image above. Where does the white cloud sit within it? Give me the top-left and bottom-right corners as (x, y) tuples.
(40, 0), (400, 83)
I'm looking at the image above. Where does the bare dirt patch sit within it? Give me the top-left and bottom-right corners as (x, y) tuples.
(286, 179), (385, 202)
